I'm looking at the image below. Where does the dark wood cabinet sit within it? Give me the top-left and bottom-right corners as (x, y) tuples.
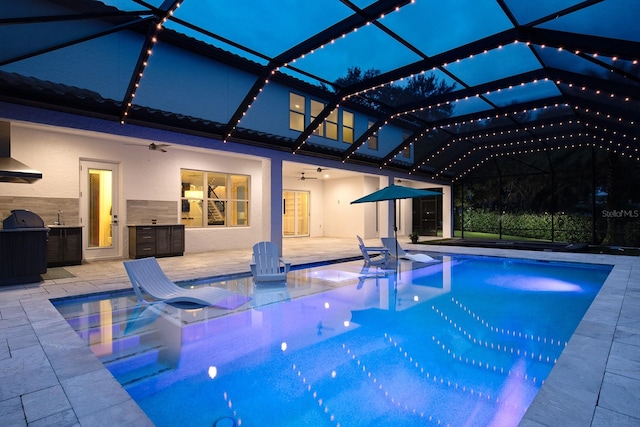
(129, 225), (184, 259)
(0, 228), (48, 284)
(155, 225), (184, 256)
(47, 226), (82, 267)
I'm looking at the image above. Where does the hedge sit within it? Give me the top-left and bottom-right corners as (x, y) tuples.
(459, 208), (593, 243)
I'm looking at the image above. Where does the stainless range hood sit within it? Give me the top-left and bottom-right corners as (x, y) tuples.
(0, 121), (42, 183)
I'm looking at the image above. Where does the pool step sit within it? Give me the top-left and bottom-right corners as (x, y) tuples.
(107, 354), (174, 387)
(102, 341), (162, 366)
(103, 342), (172, 386)
(119, 364), (173, 387)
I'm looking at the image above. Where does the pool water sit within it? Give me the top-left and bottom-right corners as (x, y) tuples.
(53, 254), (611, 427)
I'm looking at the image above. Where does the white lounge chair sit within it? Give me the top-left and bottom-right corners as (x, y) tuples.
(250, 241), (291, 283)
(123, 257), (243, 307)
(357, 235), (391, 268)
(381, 237), (435, 263)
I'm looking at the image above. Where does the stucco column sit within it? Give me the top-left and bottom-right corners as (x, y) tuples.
(270, 157), (284, 253)
(442, 184), (453, 238)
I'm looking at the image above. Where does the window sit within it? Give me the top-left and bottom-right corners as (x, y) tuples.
(310, 100), (338, 140)
(181, 169), (249, 228)
(343, 110), (354, 143)
(325, 108), (338, 140)
(402, 132), (411, 158)
(289, 93), (305, 131)
(292, 94), (351, 142)
(367, 121), (378, 150)
(310, 99), (325, 137)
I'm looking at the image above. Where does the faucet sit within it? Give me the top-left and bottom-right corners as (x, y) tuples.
(56, 210), (63, 225)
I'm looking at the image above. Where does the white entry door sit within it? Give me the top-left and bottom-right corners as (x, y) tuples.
(80, 160), (120, 260)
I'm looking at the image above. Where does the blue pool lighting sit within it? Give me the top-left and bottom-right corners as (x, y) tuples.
(53, 254), (611, 427)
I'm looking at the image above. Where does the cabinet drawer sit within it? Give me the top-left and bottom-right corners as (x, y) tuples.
(136, 243), (155, 255)
(136, 230), (156, 243)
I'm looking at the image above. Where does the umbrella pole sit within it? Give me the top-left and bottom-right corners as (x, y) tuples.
(394, 200), (399, 270)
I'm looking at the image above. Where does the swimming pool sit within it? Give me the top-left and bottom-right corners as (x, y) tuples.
(53, 254), (611, 427)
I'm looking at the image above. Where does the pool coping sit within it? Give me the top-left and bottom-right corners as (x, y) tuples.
(1, 244), (638, 426)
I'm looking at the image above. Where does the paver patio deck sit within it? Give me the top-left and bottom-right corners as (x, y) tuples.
(1, 237), (638, 426)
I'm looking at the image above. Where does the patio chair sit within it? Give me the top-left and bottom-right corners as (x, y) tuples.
(381, 237), (436, 263)
(250, 241), (291, 283)
(123, 257), (246, 307)
(357, 235), (391, 268)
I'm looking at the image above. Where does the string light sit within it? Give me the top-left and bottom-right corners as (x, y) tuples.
(379, 78), (637, 174)
(121, 2), (182, 123)
(409, 105), (567, 174)
(213, 27), (638, 176)
(410, 102), (639, 178)
(190, 1), (414, 142)
(450, 135), (639, 181)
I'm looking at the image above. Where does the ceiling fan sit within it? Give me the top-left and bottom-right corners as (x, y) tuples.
(298, 172), (317, 181)
(148, 143), (169, 152)
(125, 142), (170, 152)
(304, 167), (330, 173)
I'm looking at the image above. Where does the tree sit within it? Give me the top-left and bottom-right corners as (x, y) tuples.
(335, 67), (456, 119)
(334, 66), (382, 87)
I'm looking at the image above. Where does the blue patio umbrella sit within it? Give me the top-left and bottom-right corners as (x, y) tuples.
(351, 184), (440, 205)
(351, 184), (441, 263)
